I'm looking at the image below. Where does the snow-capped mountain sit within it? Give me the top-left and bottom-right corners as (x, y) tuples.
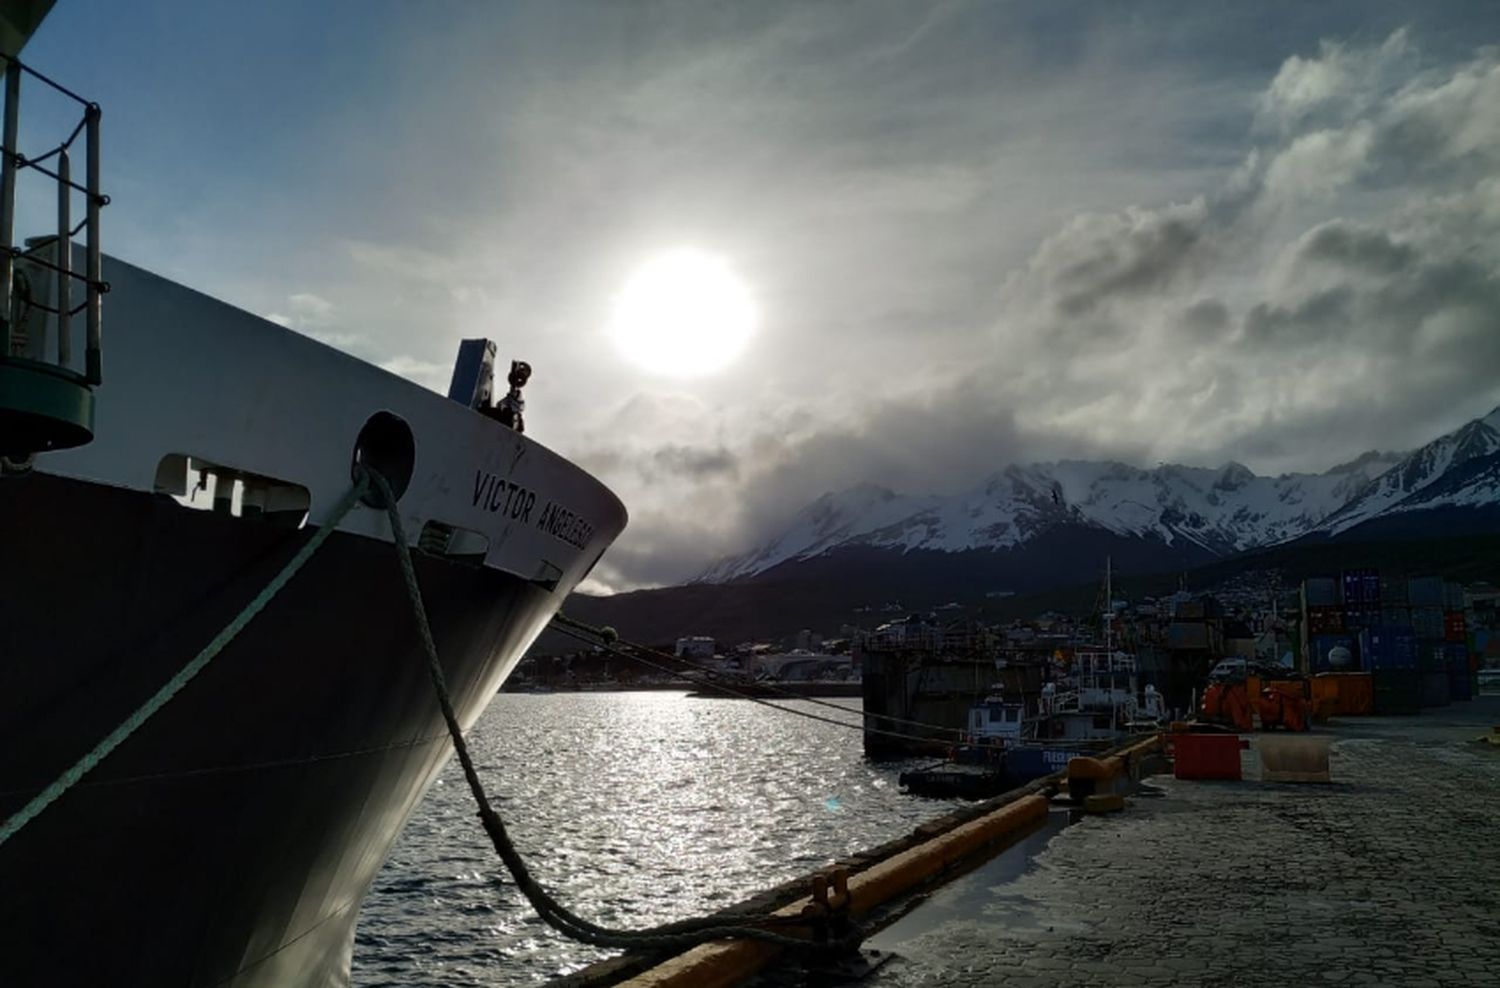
(698, 407), (1500, 584)
(1319, 407), (1500, 534)
(695, 483), (939, 583)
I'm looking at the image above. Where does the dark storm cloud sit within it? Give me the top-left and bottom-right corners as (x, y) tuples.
(577, 443), (739, 484)
(1242, 288), (1355, 346)
(1299, 222), (1418, 275)
(650, 445), (740, 480)
(1046, 205), (1209, 318)
(1179, 299), (1230, 340)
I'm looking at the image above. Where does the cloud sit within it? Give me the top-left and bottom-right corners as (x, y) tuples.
(985, 30), (1500, 477)
(1297, 221), (1418, 275)
(287, 292), (333, 319)
(1262, 122), (1374, 199)
(1020, 198), (1213, 320)
(109, 3), (1497, 593)
(570, 25), (1500, 590)
(378, 355), (450, 392)
(262, 291), (366, 350)
(1256, 28), (1413, 132)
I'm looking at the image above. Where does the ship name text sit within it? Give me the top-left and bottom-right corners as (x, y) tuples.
(472, 470), (595, 549)
(536, 500), (595, 550)
(473, 471), (536, 521)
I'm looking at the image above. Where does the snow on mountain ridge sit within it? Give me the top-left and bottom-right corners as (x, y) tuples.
(695, 482), (940, 583)
(697, 408), (1500, 584)
(1321, 413), (1500, 535)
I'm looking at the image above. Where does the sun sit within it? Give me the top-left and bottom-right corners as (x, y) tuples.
(610, 248), (756, 377)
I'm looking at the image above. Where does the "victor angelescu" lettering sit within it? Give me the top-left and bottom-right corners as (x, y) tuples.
(472, 470), (594, 550)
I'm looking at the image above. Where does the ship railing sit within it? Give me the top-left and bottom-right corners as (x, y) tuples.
(0, 54), (106, 458)
(1, 56), (106, 377)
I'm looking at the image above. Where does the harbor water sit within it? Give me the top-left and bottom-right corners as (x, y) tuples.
(353, 691), (950, 986)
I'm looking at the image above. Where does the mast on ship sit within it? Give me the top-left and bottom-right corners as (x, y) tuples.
(1105, 555), (1112, 651)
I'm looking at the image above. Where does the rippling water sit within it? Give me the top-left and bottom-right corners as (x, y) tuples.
(352, 692), (952, 986)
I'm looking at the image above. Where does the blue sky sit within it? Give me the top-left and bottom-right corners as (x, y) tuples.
(21, 1), (1500, 589)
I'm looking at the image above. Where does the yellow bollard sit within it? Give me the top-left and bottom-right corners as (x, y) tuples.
(1084, 793), (1125, 814)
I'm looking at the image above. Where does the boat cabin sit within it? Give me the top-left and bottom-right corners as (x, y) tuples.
(967, 690), (1025, 745)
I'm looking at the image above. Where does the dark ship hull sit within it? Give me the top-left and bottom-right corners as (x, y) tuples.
(0, 471), (574, 985)
(1, 15), (626, 981)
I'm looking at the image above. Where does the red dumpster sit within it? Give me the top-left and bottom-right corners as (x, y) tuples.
(1171, 733), (1247, 780)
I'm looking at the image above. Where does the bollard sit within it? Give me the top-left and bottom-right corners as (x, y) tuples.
(1084, 793), (1125, 814)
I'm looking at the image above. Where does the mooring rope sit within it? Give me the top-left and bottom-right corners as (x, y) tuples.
(362, 467), (861, 954)
(2, 463), (859, 954)
(549, 613), (972, 738)
(549, 615), (969, 747)
(0, 472), (372, 848)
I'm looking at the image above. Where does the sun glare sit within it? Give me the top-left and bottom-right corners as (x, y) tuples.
(610, 249), (755, 377)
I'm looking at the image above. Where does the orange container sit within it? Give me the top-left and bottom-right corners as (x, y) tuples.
(1312, 672), (1373, 716)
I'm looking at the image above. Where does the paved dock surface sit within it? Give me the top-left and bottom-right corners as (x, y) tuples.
(865, 697), (1500, 987)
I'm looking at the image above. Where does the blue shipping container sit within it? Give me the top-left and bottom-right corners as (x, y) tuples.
(1443, 582), (1464, 609)
(1411, 607), (1445, 640)
(1304, 577), (1339, 607)
(1442, 642), (1469, 672)
(1362, 626), (1417, 670)
(1342, 568), (1380, 605)
(1417, 642), (1448, 671)
(1421, 671), (1451, 707)
(1409, 577), (1444, 607)
(1310, 634), (1360, 672)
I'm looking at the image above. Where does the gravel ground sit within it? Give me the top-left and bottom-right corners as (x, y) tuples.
(864, 695), (1500, 988)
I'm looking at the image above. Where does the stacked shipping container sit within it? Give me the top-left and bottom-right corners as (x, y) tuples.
(1446, 642), (1474, 701)
(1301, 572), (1475, 714)
(1360, 624), (1420, 714)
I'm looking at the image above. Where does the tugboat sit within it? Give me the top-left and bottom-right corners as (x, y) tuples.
(0, 11), (625, 987)
(898, 664), (1167, 799)
(1002, 648), (1167, 781)
(901, 562), (1166, 799)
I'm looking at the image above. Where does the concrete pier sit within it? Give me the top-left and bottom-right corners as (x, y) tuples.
(865, 696), (1500, 987)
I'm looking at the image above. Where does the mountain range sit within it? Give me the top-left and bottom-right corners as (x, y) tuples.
(550, 406), (1500, 649)
(697, 406), (1500, 584)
